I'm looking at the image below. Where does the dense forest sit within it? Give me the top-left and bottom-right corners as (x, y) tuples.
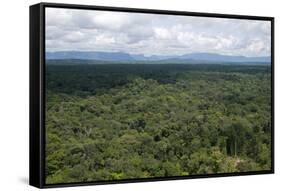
(45, 62), (272, 184)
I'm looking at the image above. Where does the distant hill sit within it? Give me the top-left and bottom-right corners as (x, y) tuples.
(46, 51), (270, 64)
(46, 51), (134, 61)
(178, 53), (270, 63)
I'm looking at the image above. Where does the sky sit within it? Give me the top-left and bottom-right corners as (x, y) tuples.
(46, 8), (271, 57)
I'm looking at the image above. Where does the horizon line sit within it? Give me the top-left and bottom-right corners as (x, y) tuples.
(46, 50), (271, 58)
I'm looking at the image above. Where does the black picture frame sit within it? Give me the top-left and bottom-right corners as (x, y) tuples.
(30, 2), (275, 188)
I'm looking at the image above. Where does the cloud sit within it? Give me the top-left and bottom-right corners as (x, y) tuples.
(46, 8), (271, 57)
(95, 33), (116, 45)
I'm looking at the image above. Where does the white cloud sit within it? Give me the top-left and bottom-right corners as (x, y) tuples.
(46, 8), (271, 57)
(154, 28), (173, 40)
(95, 34), (116, 45)
(92, 12), (132, 31)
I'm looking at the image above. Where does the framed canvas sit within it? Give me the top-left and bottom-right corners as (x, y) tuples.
(29, 2), (274, 188)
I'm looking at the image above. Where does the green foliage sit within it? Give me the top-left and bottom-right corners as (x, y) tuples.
(45, 63), (271, 184)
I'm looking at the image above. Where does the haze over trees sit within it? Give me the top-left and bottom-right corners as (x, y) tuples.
(45, 62), (272, 184)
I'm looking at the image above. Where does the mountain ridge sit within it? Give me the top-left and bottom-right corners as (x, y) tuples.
(46, 51), (271, 64)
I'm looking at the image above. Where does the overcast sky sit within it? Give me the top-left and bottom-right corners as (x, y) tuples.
(46, 8), (271, 57)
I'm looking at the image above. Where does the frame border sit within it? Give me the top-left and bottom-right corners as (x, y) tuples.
(30, 2), (275, 188)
